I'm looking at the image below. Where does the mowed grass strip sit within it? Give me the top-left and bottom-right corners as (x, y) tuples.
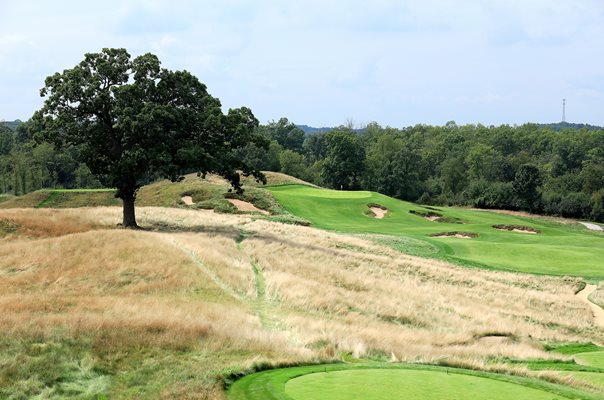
(227, 364), (598, 400)
(268, 185), (604, 278)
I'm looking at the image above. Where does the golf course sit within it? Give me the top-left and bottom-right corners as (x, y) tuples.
(1, 174), (603, 399)
(269, 184), (604, 279)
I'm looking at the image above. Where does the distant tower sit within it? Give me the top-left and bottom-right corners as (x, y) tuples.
(562, 98), (566, 122)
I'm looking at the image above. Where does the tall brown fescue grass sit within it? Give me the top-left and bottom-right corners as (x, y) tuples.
(0, 207), (601, 399)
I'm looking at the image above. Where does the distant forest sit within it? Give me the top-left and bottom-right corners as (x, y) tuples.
(1, 118), (603, 221)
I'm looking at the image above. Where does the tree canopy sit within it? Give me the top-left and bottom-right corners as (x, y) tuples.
(33, 48), (266, 227)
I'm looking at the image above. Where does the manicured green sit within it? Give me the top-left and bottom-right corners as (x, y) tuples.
(227, 363), (597, 400)
(269, 185), (604, 278)
(287, 369), (567, 400)
(547, 343), (604, 355)
(575, 351), (604, 368)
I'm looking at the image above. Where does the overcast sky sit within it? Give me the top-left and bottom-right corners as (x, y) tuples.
(1, 1), (603, 127)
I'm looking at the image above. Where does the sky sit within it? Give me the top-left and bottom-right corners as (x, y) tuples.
(1, 0), (604, 127)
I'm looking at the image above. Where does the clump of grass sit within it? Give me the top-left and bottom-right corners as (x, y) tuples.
(0, 219), (19, 237)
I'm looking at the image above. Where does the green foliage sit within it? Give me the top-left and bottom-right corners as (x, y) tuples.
(33, 48), (267, 226)
(513, 164), (542, 212)
(321, 128), (365, 190)
(261, 118), (305, 152)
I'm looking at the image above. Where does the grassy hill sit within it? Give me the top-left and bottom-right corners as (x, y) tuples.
(1, 173), (603, 398)
(1, 206), (602, 399)
(269, 185), (604, 279)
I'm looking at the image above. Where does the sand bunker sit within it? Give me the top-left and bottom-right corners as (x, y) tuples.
(227, 199), (269, 215)
(579, 222), (603, 231)
(410, 210), (464, 224)
(368, 204), (388, 219)
(493, 224), (539, 234)
(430, 232), (477, 239)
(181, 196), (194, 205)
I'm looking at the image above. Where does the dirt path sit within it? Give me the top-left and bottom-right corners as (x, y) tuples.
(576, 284), (604, 329)
(579, 222), (603, 231)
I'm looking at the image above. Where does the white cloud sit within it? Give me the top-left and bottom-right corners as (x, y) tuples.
(0, 0), (603, 126)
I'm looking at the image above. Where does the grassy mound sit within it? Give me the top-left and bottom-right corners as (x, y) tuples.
(268, 185), (604, 278)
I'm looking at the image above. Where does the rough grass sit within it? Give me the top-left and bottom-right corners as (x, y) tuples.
(1, 206), (602, 399)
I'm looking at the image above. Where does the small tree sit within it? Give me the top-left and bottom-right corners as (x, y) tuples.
(33, 48), (267, 227)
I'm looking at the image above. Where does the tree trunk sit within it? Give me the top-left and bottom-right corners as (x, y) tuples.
(122, 196), (138, 228)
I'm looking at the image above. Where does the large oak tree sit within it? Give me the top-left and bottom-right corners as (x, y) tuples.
(33, 48), (266, 227)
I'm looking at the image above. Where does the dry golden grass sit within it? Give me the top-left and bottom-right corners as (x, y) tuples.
(0, 206), (601, 398)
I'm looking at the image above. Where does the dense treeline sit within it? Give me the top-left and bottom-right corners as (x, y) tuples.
(238, 118), (604, 222)
(0, 120), (101, 194)
(2, 118), (603, 222)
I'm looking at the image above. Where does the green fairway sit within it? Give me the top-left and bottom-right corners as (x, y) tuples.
(227, 364), (597, 400)
(576, 351), (604, 368)
(268, 185), (604, 278)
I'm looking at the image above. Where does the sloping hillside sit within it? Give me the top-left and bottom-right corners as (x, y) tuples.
(0, 206), (602, 398)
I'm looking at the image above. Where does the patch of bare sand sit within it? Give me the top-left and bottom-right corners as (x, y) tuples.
(493, 225), (539, 234)
(431, 232), (476, 239)
(579, 222), (603, 231)
(369, 206), (388, 219)
(181, 196), (194, 206)
(227, 199), (269, 215)
(512, 228), (536, 234)
(576, 284), (604, 330)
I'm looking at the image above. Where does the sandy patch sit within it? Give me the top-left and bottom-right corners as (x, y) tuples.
(576, 284), (604, 330)
(227, 199), (269, 215)
(181, 196), (194, 206)
(369, 206), (388, 219)
(493, 225), (539, 234)
(430, 232), (477, 239)
(579, 222), (603, 231)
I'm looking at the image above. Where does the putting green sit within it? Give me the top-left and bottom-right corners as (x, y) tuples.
(286, 369), (569, 400)
(575, 351), (604, 368)
(226, 364), (595, 400)
(269, 185), (604, 278)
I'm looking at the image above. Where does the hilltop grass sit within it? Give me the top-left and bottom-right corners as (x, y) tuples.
(268, 185), (604, 279)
